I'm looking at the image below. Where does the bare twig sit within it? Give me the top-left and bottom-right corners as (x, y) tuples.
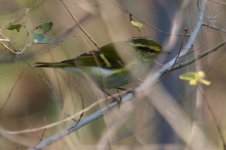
(0, 13), (91, 63)
(36, 129), (46, 144)
(199, 88), (226, 149)
(28, 93), (133, 150)
(0, 29), (31, 55)
(2, 90), (130, 135)
(171, 29), (189, 68)
(203, 21), (226, 34)
(209, 0), (226, 5)
(0, 71), (25, 111)
(0, 38), (10, 42)
(170, 40), (226, 72)
(1, 0), (48, 30)
(69, 83), (85, 127)
(110, 0), (190, 36)
(59, 0), (109, 89)
(59, 0), (99, 49)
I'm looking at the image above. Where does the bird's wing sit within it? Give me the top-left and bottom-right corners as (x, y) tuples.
(74, 43), (125, 69)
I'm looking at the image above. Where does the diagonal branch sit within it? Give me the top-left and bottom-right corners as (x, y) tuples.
(170, 40), (226, 72)
(202, 21), (226, 34)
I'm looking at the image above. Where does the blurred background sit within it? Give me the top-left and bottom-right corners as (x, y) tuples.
(0, 0), (226, 149)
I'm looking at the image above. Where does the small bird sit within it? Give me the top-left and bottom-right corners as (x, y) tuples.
(36, 37), (161, 89)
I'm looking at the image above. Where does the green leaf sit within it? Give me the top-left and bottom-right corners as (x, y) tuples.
(179, 71), (211, 86)
(7, 24), (22, 32)
(34, 22), (53, 33)
(131, 20), (144, 30)
(40, 22), (53, 33)
(32, 22), (53, 43)
(32, 32), (46, 43)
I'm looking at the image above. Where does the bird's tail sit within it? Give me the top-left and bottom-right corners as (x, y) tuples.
(35, 62), (69, 68)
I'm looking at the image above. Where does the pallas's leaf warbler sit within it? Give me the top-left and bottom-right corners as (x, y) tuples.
(36, 37), (161, 89)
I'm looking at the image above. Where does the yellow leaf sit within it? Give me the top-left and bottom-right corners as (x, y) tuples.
(179, 71), (211, 86)
(199, 79), (211, 85)
(130, 20), (144, 30)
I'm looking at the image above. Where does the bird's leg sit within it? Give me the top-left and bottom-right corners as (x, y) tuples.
(116, 89), (122, 107)
(115, 87), (135, 106)
(102, 89), (120, 106)
(116, 87), (135, 95)
(102, 89), (123, 108)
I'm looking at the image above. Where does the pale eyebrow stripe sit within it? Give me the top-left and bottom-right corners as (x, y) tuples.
(130, 43), (161, 52)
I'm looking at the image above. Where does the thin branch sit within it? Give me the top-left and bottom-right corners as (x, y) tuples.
(171, 29), (189, 68)
(19, 54), (64, 109)
(203, 21), (226, 34)
(59, 0), (99, 49)
(28, 93), (133, 150)
(0, 13), (91, 63)
(169, 40), (226, 72)
(199, 88), (226, 149)
(69, 82), (85, 127)
(0, 71), (25, 111)
(0, 38), (10, 42)
(59, 0), (107, 88)
(36, 129), (46, 144)
(143, 0), (207, 78)
(110, 0), (189, 36)
(0, 28), (31, 55)
(3, 90), (130, 135)
(209, 0), (226, 5)
(1, 0), (48, 30)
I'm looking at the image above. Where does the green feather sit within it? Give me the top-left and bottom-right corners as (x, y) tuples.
(36, 37), (162, 89)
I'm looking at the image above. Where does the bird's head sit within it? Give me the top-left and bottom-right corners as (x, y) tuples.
(129, 37), (162, 62)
